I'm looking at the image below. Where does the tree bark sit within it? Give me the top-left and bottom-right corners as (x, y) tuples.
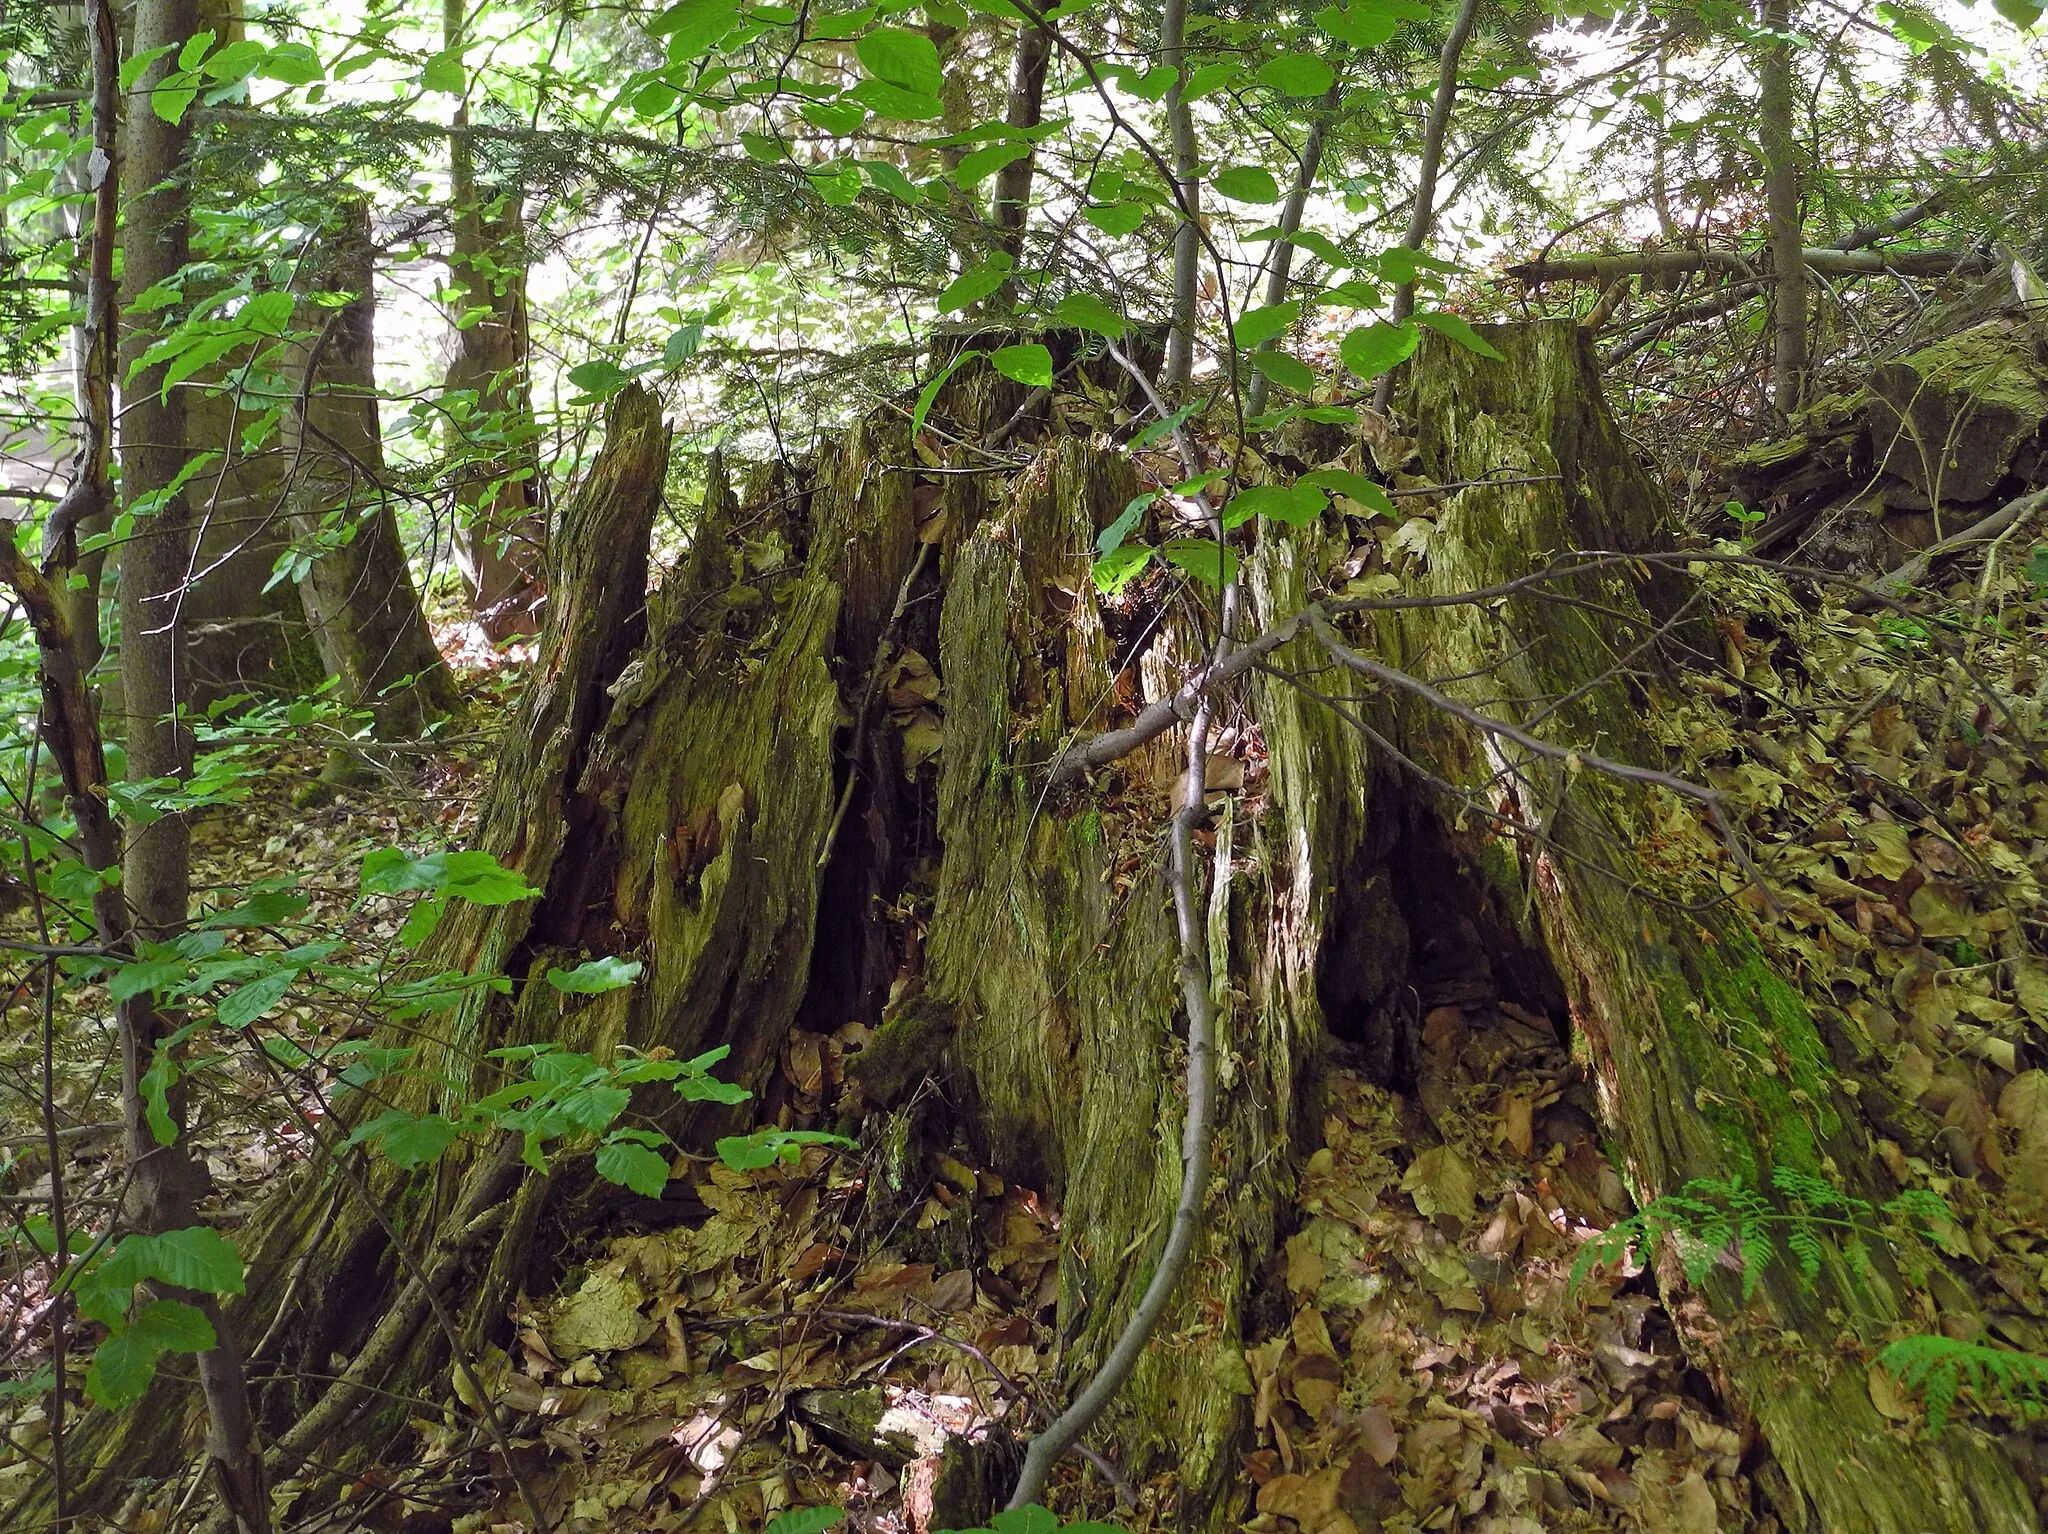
(288, 202), (462, 740)
(1759, 0), (1809, 417)
(1159, 0), (1199, 393)
(108, 6), (272, 1521)
(442, 0), (546, 641)
(1380, 321), (2030, 1531)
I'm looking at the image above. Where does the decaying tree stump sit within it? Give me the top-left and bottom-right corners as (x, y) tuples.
(23, 329), (2037, 1534)
(1729, 310), (2048, 570)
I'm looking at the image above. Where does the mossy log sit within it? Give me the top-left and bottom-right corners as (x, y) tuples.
(18, 335), (2034, 1533)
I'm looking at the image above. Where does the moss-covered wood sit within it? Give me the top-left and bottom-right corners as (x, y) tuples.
(1376, 320), (2032, 1531)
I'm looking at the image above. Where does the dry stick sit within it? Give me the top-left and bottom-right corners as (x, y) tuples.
(817, 540), (932, 870)
(227, 1070), (545, 1534)
(1599, 180), (1965, 366)
(1372, 0), (1483, 415)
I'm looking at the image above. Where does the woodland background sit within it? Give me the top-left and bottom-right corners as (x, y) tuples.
(2, 1), (2048, 1532)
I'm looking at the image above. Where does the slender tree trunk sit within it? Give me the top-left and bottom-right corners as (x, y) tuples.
(992, 20), (1050, 262)
(46, 0), (119, 677)
(288, 202), (461, 741)
(1759, 0), (1808, 417)
(442, 0), (545, 641)
(1372, 0), (1483, 413)
(113, 5), (271, 1525)
(118, 0), (202, 937)
(1244, 86), (1338, 418)
(1160, 0), (1199, 393)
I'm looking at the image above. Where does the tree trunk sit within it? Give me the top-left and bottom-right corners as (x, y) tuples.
(1759, 0), (1808, 417)
(443, 0), (546, 641)
(30, 336), (2035, 1531)
(111, 1), (272, 1521)
(1160, 0), (1199, 393)
(288, 201), (462, 741)
(1374, 321), (2029, 1530)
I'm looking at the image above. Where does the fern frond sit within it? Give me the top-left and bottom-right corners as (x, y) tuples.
(1877, 1336), (2048, 1433)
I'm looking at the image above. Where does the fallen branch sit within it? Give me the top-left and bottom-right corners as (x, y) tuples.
(1854, 486), (2048, 611)
(1510, 245), (1989, 285)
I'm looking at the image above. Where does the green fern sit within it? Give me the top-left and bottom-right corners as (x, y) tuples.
(1877, 1336), (2048, 1433)
(1570, 1166), (1952, 1302)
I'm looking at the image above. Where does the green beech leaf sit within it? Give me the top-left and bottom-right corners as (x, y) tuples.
(1213, 166), (1283, 203)
(360, 848), (539, 904)
(647, 0), (739, 55)
(1415, 310), (1504, 359)
(762, 1510), (843, 1534)
(567, 360), (634, 399)
(152, 75), (201, 125)
(989, 1508), (1057, 1534)
(800, 98), (867, 135)
(1301, 468), (1395, 516)
(1162, 539), (1240, 590)
(1097, 493), (1155, 557)
(1250, 350), (1316, 393)
(355, 1110), (464, 1168)
(859, 160), (926, 205)
(1222, 484), (1327, 529)
(955, 142), (1030, 189)
(1050, 293), (1127, 339)
(1994, 0), (2044, 25)
(936, 254), (1013, 313)
(177, 29), (215, 70)
(120, 44), (177, 91)
(1092, 544), (1156, 596)
(545, 957), (645, 994)
(1183, 61), (1239, 97)
(87, 1329), (164, 1408)
(255, 42), (323, 84)
(125, 1228), (245, 1295)
(1339, 321), (1418, 380)
(911, 349), (982, 437)
(420, 49), (464, 94)
(808, 161), (863, 205)
(1317, 3), (1394, 46)
(844, 78), (944, 121)
(127, 1298), (217, 1351)
(1235, 300), (1300, 347)
(990, 344), (1053, 387)
(140, 1053), (179, 1146)
(595, 1139), (672, 1196)
(855, 26), (943, 94)
(1257, 54), (1336, 97)
(1082, 202), (1148, 236)
(216, 970), (295, 1029)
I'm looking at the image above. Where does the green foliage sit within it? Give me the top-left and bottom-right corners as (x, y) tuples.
(1877, 1335), (2048, 1432)
(1571, 1165), (1951, 1301)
